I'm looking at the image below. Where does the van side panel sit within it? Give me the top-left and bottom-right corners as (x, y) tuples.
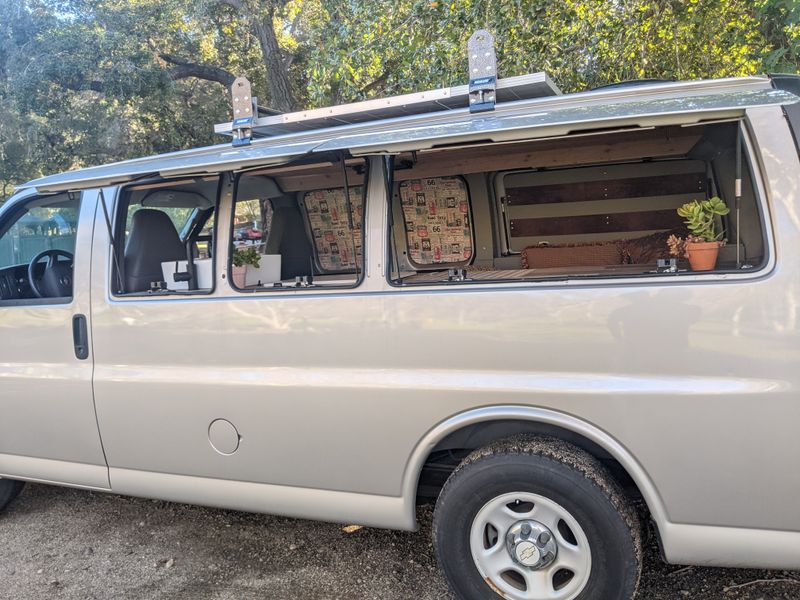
(88, 112), (798, 570)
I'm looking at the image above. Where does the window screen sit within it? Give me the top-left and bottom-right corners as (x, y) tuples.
(302, 187), (363, 272)
(399, 177), (473, 266)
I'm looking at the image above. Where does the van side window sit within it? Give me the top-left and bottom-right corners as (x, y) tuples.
(112, 177), (219, 296)
(233, 197), (272, 249)
(230, 158), (366, 291)
(0, 193), (81, 303)
(399, 177), (473, 267)
(388, 122), (768, 286)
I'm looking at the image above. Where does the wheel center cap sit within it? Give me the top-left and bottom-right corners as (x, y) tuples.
(506, 519), (558, 570)
(514, 540), (541, 566)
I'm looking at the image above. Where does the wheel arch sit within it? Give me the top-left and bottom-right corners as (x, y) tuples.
(402, 406), (668, 531)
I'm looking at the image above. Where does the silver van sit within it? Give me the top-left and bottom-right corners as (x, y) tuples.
(1, 71), (799, 600)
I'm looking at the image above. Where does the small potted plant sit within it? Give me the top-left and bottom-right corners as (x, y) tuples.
(667, 197), (730, 271)
(231, 246), (261, 288)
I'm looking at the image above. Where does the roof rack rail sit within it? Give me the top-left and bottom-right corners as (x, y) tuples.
(216, 30), (560, 144)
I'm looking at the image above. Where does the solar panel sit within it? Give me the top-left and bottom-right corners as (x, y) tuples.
(215, 72), (561, 138)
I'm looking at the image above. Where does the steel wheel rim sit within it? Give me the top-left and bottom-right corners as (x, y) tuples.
(469, 491), (592, 600)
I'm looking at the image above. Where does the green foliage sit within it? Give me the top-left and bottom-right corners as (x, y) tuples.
(232, 246), (261, 267)
(1, 0), (799, 203)
(305, 0), (798, 103)
(676, 197), (731, 242)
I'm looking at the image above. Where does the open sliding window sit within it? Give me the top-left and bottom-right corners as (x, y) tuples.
(111, 176), (220, 296)
(388, 121), (768, 286)
(230, 155), (367, 291)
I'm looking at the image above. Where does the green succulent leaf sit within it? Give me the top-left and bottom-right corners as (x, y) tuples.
(676, 197), (728, 242)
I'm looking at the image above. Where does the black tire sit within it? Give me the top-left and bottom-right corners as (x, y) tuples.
(0, 478), (25, 513)
(433, 435), (642, 600)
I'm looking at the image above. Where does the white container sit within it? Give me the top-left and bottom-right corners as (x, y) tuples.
(246, 254), (282, 287)
(161, 258), (213, 290)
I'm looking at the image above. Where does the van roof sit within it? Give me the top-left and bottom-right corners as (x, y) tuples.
(21, 75), (799, 194)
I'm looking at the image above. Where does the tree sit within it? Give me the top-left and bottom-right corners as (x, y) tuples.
(216, 0), (298, 111)
(304, 0), (799, 103)
(0, 0), (798, 201)
(757, 0), (800, 72)
(28, 0), (306, 110)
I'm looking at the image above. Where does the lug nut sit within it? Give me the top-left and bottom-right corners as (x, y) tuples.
(520, 523), (532, 537)
(538, 531), (551, 546)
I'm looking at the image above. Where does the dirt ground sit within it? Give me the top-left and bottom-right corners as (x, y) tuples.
(1, 483), (799, 600)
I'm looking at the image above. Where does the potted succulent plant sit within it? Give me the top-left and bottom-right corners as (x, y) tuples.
(231, 246), (261, 288)
(667, 197), (730, 271)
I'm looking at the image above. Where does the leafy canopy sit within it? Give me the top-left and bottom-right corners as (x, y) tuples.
(1, 0), (798, 201)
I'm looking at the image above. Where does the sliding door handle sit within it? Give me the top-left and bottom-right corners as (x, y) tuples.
(72, 314), (89, 360)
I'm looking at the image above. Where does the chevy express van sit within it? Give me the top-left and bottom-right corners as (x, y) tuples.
(1, 73), (799, 600)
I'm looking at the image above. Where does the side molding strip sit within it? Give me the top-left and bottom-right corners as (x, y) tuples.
(110, 468), (411, 530)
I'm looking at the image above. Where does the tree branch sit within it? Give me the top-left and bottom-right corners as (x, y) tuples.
(160, 53), (237, 88)
(356, 70), (392, 97)
(59, 77), (105, 93)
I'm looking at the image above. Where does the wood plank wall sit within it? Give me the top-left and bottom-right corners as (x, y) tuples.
(507, 172), (705, 238)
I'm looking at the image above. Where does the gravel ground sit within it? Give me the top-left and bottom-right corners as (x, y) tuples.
(1, 484), (799, 600)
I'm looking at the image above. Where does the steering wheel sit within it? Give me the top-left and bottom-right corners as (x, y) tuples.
(27, 249), (75, 298)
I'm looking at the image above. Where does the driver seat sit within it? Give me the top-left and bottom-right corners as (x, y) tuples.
(124, 209), (186, 292)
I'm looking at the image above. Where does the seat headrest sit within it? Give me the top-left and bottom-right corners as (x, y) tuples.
(123, 209), (186, 292)
(129, 208), (183, 240)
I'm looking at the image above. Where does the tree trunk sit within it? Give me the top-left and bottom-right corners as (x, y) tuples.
(252, 9), (297, 112)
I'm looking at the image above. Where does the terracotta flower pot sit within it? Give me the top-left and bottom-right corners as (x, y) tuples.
(685, 240), (721, 271)
(231, 265), (247, 288)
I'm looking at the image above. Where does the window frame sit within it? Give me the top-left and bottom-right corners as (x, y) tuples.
(0, 191), (82, 307)
(385, 122), (774, 290)
(227, 161), (370, 294)
(110, 176), (222, 299)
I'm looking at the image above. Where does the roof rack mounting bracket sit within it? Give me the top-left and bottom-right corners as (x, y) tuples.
(468, 30), (498, 113)
(230, 77), (257, 147)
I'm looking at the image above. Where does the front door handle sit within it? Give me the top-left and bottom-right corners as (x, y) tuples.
(72, 314), (89, 360)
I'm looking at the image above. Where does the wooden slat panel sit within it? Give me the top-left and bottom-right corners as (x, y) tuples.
(506, 172), (706, 205)
(276, 171), (364, 192)
(509, 209), (684, 237)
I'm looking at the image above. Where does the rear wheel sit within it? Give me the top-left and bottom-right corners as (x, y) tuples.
(0, 478), (25, 513)
(433, 436), (642, 600)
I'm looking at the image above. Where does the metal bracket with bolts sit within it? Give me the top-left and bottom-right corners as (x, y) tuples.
(468, 30), (498, 113)
(230, 77), (257, 147)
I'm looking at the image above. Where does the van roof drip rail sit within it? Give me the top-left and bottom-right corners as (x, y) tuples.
(217, 30), (560, 144)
